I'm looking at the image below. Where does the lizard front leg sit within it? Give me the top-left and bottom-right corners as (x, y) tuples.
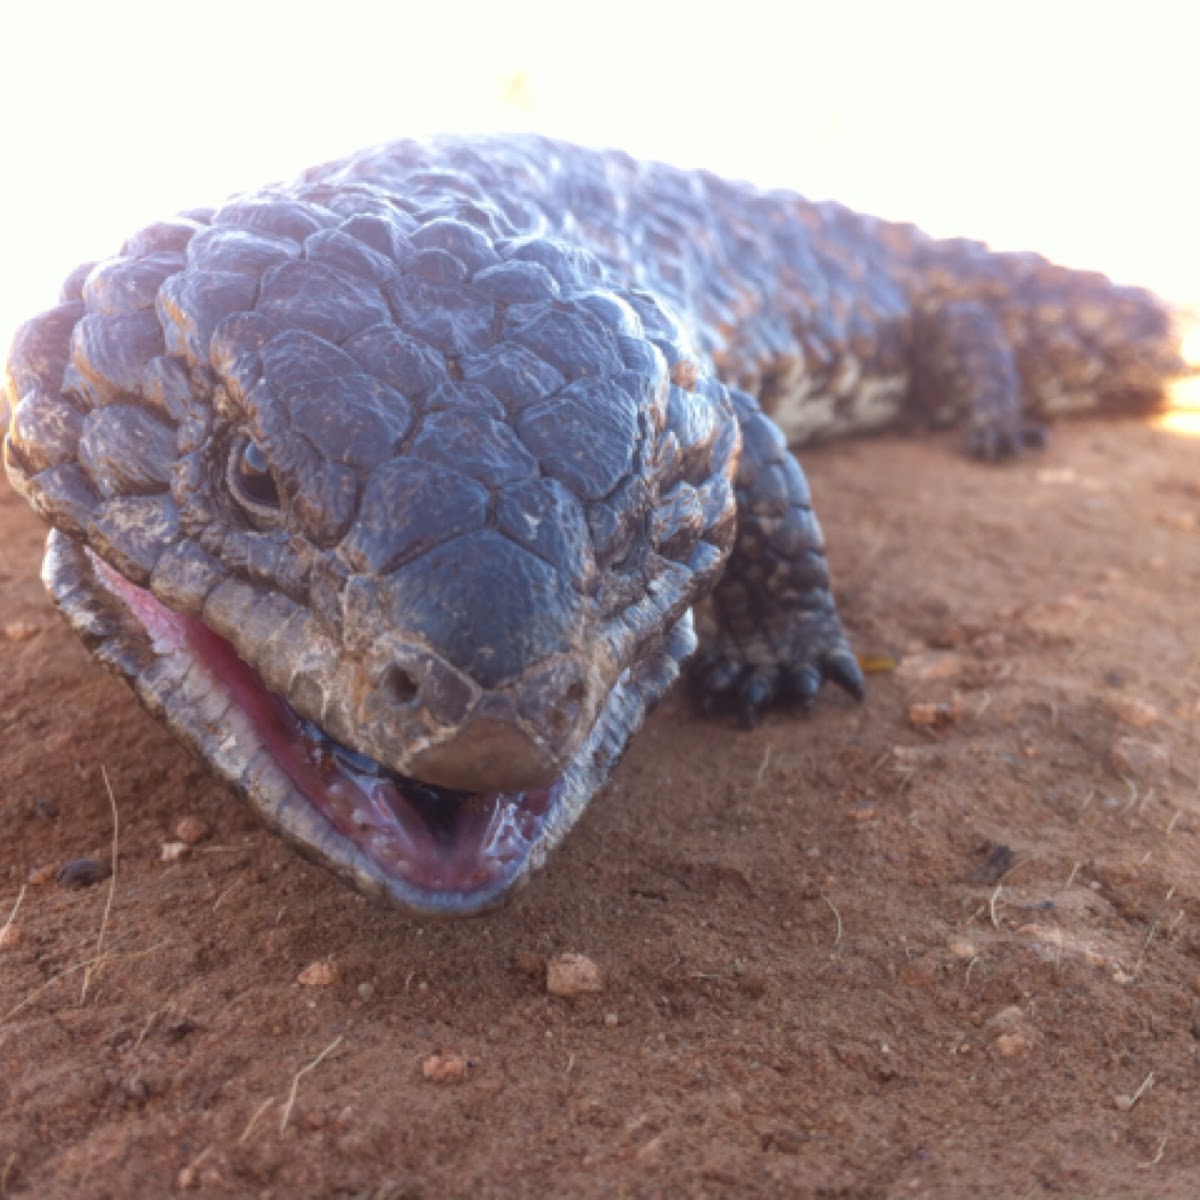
(689, 389), (864, 725)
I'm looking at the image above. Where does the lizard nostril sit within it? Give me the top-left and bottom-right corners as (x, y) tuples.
(384, 665), (421, 706)
(545, 679), (586, 739)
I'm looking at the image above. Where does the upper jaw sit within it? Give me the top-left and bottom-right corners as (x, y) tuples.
(191, 565), (613, 797)
(41, 530), (696, 916)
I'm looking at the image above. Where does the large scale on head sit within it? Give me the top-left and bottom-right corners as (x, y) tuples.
(3, 137), (742, 915)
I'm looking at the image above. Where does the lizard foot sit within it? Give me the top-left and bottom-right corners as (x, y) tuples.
(965, 420), (1049, 462)
(688, 615), (865, 727)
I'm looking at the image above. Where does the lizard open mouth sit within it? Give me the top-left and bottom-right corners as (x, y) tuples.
(39, 531), (694, 915)
(78, 544), (565, 914)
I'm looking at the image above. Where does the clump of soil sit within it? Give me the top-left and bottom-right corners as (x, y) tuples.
(2, 419), (1198, 1197)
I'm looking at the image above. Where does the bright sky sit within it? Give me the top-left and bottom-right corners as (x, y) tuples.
(2, 0), (1198, 360)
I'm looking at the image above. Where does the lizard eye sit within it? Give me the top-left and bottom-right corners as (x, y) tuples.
(228, 438), (282, 519)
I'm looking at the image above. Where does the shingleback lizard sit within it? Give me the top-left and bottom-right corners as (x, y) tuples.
(2, 135), (1187, 915)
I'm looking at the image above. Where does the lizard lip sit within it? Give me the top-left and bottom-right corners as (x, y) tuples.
(89, 554), (563, 912)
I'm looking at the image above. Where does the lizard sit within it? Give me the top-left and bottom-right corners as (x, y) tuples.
(3, 135), (1186, 915)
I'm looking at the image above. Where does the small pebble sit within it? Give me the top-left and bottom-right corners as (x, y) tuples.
(1156, 509), (1197, 532)
(761, 1128), (810, 1155)
(56, 858), (111, 889)
(1110, 737), (1171, 780)
(995, 1032), (1032, 1058)
(297, 960), (339, 987)
(357, 981), (375, 1001)
(0, 924), (26, 949)
(174, 815), (211, 845)
(907, 695), (962, 728)
(178, 1150), (225, 1190)
(547, 952), (604, 998)
(512, 950), (545, 978)
(987, 1006), (1026, 1030)
(604, 1012), (619, 1028)
(968, 843), (1016, 886)
(947, 938), (977, 960)
(422, 1052), (471, 1083)
(161, 841), (190, 863)
(1035, 466), (1077, 485)
(896, 651), (965, 682)
(1104, 695), (1161, 729)
(971, 632), (1007, 657)
(1020, 593), (1084, 636)
(28, 864), (56, 886)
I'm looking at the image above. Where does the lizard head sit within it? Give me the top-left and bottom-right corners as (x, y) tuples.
(3, 174), (738, 915)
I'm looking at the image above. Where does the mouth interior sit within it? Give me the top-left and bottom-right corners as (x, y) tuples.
(94, 558), (561, 900)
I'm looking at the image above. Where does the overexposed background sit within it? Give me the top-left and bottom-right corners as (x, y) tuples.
(2, 0), (1197, 359)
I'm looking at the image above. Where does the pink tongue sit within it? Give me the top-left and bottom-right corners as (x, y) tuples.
(94, 558), (555, 895)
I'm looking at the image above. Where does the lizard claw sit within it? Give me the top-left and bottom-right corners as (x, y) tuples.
(820, 648), (866, 701)
(738, 673), (777, 727)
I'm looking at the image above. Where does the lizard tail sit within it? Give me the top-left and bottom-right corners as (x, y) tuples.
(923, 237), (1191, 423)
(998, 253), (1188, 420)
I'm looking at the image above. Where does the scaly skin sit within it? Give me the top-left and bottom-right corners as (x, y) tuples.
(2, 135), (1186, 914)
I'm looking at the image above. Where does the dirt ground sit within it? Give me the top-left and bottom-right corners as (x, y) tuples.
(1, 415), (1198, 1199)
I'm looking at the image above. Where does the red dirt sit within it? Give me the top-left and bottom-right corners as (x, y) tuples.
(2, 419), (1198, 1198)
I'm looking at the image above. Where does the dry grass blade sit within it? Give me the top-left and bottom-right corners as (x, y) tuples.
(81, 765), (120, 1004)
(239, 1097), (277, 1145)
(0, 885), (27, 944)
(213, 876), (245, 912)
(279, 1036), (345, 1133)
(822, 895), (844, 948)
(2, 942), (169, 1026)
(1130, 1071), (1155, 1107)
(1134, 887), (1177, 978)
(1140, 1136), (1168, 1169)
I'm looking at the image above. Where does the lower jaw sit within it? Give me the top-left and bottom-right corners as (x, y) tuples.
(41, 530), (697, 916)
